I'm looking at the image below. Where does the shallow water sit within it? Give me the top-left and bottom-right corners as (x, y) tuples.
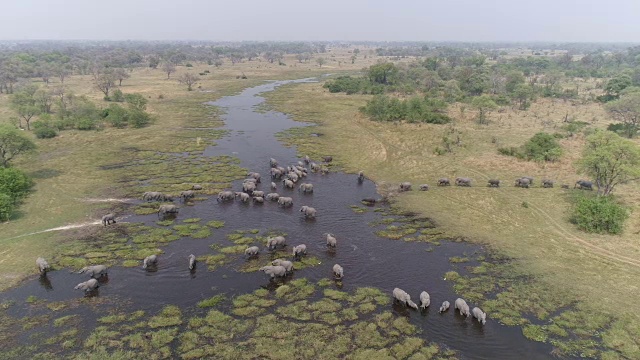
(1, 78), (557, 359)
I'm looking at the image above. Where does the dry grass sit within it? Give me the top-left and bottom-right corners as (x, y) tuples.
(264, 82), (640, 335)
(0, 48), (375, 290)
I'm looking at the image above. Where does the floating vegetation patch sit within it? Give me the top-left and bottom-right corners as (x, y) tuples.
(350, 205), (368, 213)
(196, 294), (226, 308)
(206, 220), (225, 228)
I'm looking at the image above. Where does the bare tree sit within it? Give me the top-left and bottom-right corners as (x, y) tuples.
(178, 73), (199, 91)
(113, 68), (130, 86)
(92, 68), (117, 98)
(162, 62), (176, 79)
(54, 65), (71, 84)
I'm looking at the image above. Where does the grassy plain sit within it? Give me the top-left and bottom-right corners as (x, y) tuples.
(0, 49), (378, 290)
(264, 81), (640, 358)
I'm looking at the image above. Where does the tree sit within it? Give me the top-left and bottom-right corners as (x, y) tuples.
(605, 93), (640, 138)
(34, 88), (53, 114)
(316, 57), (326, 68)
(92, 69), (117, 99)
(505, 71), (525, 94)
(296, 54), (305, 63)
(577, 131), (640, 196)
(604, 74), (632, 100)
(368, 62), (397, 84)
(124, 93), (148, 111)
(162, 62), (176, 79)
(213, 59), (223, 68)
(113, 68), (130, 86)
(10, 85), (40, 130)
(512, 84), (535, 110)
(471, 95), (498, 125)
(148, 56), (160, 69)
(0, 125), (37, 167)
(54, 64), (71, 83)
(178, 73), (199, 91)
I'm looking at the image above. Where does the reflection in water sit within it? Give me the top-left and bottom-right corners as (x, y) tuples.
(38, 274), (53, 291)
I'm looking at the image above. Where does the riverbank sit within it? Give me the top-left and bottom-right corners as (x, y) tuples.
(263, 81), (640, 359)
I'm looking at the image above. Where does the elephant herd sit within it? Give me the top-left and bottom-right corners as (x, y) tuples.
(393, 288), (487, 325)
(397, 177), (595, 191)
(35, 257), (112, 293)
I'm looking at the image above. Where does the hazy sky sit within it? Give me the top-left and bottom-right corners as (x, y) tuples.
(1, 0), (638, 42)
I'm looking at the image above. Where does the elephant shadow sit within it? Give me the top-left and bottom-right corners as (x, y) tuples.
(144, 265), (159, 273)
(83, 288), (100, 298)
(97, 275), (110, 285)
(38, 274), (53, 291)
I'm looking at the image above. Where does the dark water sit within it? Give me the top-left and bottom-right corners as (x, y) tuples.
(1, 79), (556, 359)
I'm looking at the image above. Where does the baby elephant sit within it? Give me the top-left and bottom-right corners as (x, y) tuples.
(437, 178), (451, 186)
(333, 264), (344, 279)
(266, 236), (286, 250)
(487, 179), (500, 187)
(253, 196), (264, 204)
(259, 265), (287, 279)
(399, 182), (412, 191)
(392, 288), (418, 310)
(357, 171), (365, 183)
(299, 183), (314, 193)
(272, 259), (294, 273)
(325, 233), (337, 248)
(300, 206), (317, 219)
(235, 192), (251, 202)
(245, 246), (260, 258)
(292, 244), (307, 259)
(271, 182), (277, 190)
(542, 179), (554, 188)
(143, 254), (158, 269)
(188, 254), (196, 270)
(419, 184), (429, 191)
(419, 291), (431, 309)
(191, 184), (203, 190)
(472, 307), (487, 325)
(78, 265), (108, 278)
(277, 196), (293, 207)
(454, 298), (471, 317)
(101, 213), (116, 226)
(36, 257), (50, 274)
(74, 278), (99, 292)
(439, 301), (450, 313)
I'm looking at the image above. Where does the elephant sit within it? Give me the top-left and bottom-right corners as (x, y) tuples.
(270, 168), (283, 179)
(392, 288), (418, 310)
(292, 244), (307, 258)
(542, 179), (554, 188)
(439, 301), (450, 313)
(522, 176), (534, 185)
(300, 206), (317, 219)
(143, 255), (158, 269)
(320, 167), (330, 175)
(487, 179), (500, 187)
(293, 169), (303, 178)
(287, 173), (299, 183)
(142, 191), (161, 202)
(252, 190), (265, 198)
(297, 161), (304, 167)
(265, 193), (280, 201)
(270, 158), (278, 168)
(247, 172), (261, 183)
(310, 163), (321, 172)
(271, 182), (277, 190)
(276, 166), (286, 174)
(419, 184), (430, 191)
(419, 291), (431, 309)
(323, 156), (333, 163)
(188, 254), (196, 270)
(325, 233), (337, 248)
(399, 182), (412, 191)
(575, 180), (593, 190)
(272, 259), (294, 273)
(472, 307), (487, 325)
(299, 183), (314, 193)
(235, 192), (251, 202)
(74, 278), (99, 292)
(267, 236), (286, 250)
(245, 246), (260, 257)
(102, 213), (116, 226)
(217, 191), (234, 202)
(191, 184), (203, 190)
(454, 298), (471, 317)
(36, 257), (50, 274)
(283, 179), (295, 189)
(253, 196), (264, 204)
(243, 182), (256, 194)
(78, 265), (108, 278)
(278, 197), (293, 207)
(515, 177), (531, 188)
(259, 265), (287, 279)
(455, 177), (472, 187)
(333, 264), (344, 279)
(437, 178), (451, 186)
(357, 171), (365, 183)
(304, 155), (310, 164)
(362, 198), (378, 204)
(158, 204), (178, 218)
(180, 190), (195, 202)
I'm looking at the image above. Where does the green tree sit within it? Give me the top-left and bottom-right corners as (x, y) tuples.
(368, 62), (397, 84)
(605, 93), (640, 138)
(505, 71), (525, 94)
(577, 131), (640, 196)
(0, 125), (37, 167)
(604, 74), (632, 100)
(124, 93), (148, 111)
(0, 167), (33, 202)
(0, 193), (13, 221)
(10, 85), (41, 130)
(316, 57), (326, 68)
(512, 84), (535, 110)
(471, 95), (498, 125)
(522, 132), (563, 162)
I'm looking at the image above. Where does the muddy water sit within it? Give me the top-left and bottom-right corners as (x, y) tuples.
(1, 79), (556, 359)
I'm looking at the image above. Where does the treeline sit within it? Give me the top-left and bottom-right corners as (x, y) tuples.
(360, 96), (451, 124)
(0, 125), (35, 221)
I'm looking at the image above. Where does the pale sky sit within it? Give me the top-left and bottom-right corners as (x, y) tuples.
(0, 0), (638, 42)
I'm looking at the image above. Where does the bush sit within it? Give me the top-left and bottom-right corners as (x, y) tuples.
(75, 118), (96, 130)
(110, 89), (125, 102)
(103, 104), (129, 128)
(0, 167), (33, 203)
(570, 194), (628, 234)
(360, 95), (451, 124)
(0, 193), (13, 221)
(499, 132), (562, 162)
(185, 63), (193, 67)
(129, 110), (151, 128)
(34, 126), (57, 138)
(323, 76), (366, 94)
